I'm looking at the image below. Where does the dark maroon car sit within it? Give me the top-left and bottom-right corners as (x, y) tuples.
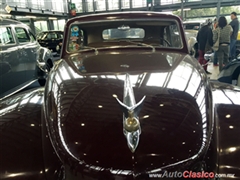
(0, 12), (240, 180)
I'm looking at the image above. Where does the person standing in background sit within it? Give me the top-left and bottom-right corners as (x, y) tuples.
(213, 18), (219, 66)
(229, 12), (239, 60)
(197, 19), (213, 74)
(213, 16), (233, 71)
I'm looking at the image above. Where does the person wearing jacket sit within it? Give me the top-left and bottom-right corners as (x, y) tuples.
(213, 16), (233, 71)
(229, 12), (239, 60)
(196, 19), (213, 74)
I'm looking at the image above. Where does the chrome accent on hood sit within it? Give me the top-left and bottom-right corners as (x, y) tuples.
(116, 73), (145, 153)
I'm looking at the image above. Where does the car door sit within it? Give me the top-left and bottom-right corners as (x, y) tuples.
(14, 26), (39, 82)
(0, 26), (23, 98)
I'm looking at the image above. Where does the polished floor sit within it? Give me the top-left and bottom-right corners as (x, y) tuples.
(207, 62), (219, 80)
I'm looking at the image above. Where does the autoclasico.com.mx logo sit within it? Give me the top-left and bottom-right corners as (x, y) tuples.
(149, 171), (235, 178)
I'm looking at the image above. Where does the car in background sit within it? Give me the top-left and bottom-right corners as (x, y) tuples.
(0, 18), (53, 100)
(218, 55), (240, 86)
(1, 12), (240, 179)
(183, 21), (205, 56)
(37, 30), (63, 56)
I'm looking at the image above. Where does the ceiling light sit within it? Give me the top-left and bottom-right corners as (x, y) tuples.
(49, 17), (57, 20)
(26, 16), (36, 18)
(1, 14), (11, 17)
(177, 8), (191, 11)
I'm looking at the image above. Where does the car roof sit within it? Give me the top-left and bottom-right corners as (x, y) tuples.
(67, 11), (181, 25)
(0, 18), (24, 25)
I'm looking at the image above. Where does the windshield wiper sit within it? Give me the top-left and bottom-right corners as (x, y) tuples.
(125, 40), (156, 53)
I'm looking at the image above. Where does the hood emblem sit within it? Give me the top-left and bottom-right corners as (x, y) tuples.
(116, 74), (145, 153)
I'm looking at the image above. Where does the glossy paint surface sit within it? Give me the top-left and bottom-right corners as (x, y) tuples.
(211, 82), (240, 179)
(0, 88), (45, 180)
(42, 49), (215, 179)
(1, 12), (240, 180)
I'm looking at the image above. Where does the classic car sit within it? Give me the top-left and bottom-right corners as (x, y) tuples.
(0, 12), (240, 180)
(218, 55), (240, 86)
(0, 18), (53, 99)
(37, 30), (64, 56)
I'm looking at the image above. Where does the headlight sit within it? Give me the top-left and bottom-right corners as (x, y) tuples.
(56, 45), (60, 51)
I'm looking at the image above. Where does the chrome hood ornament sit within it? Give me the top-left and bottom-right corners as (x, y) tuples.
(116, 74), (145, 153)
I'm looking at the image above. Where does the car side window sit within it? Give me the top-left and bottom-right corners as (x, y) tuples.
(58, 33), (63, 39)
(15, 27), (30, 43)
(163, 23), (182, 48)
(0, 27), (15, 45)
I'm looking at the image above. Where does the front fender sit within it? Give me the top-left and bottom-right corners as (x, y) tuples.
(0, 88), (45, 179)
(37, 47), (53, 72)
(211, 81), (240, 179)
(188, 36), (197, 51)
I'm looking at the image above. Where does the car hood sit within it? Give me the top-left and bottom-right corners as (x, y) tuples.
(43, 50), (212, 178)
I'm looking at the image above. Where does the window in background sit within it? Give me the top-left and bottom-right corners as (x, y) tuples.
(160, 0), (181, 5)
(132, 0), (146, 8)
(58, 20), (66, 31)
(94, 0), (106, 11)
(85, 0), (94, 12)
(51, 0), (64, 12)
(72, 0), (83, 12)
(108, 0), (119, 10)
(122, 0), (130, 9)
(34, 21), (48, 31)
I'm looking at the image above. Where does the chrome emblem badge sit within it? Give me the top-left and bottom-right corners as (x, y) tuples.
(116, 74), (145, 153)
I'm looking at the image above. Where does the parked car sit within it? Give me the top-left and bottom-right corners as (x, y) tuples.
(1, 12), (240, 180)
(218, 55), (240, 86)
(37, 30), (63, 55)
(0, 18), (53, 100)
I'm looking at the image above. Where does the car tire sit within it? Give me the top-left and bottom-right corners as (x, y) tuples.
(36, 66), (46, 86)
(38, 78), (46, 86)
(37, 59), (53, 86)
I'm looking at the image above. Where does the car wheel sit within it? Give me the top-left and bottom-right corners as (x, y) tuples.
(36, 66), (46, 86)
(46, 59), (53, 72)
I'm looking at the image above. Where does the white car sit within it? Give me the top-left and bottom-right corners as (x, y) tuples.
(183, 21), (205, 56)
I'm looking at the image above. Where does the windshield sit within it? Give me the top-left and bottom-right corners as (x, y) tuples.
(36, 32), (46, 40)
(67, 19), (183, 53)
